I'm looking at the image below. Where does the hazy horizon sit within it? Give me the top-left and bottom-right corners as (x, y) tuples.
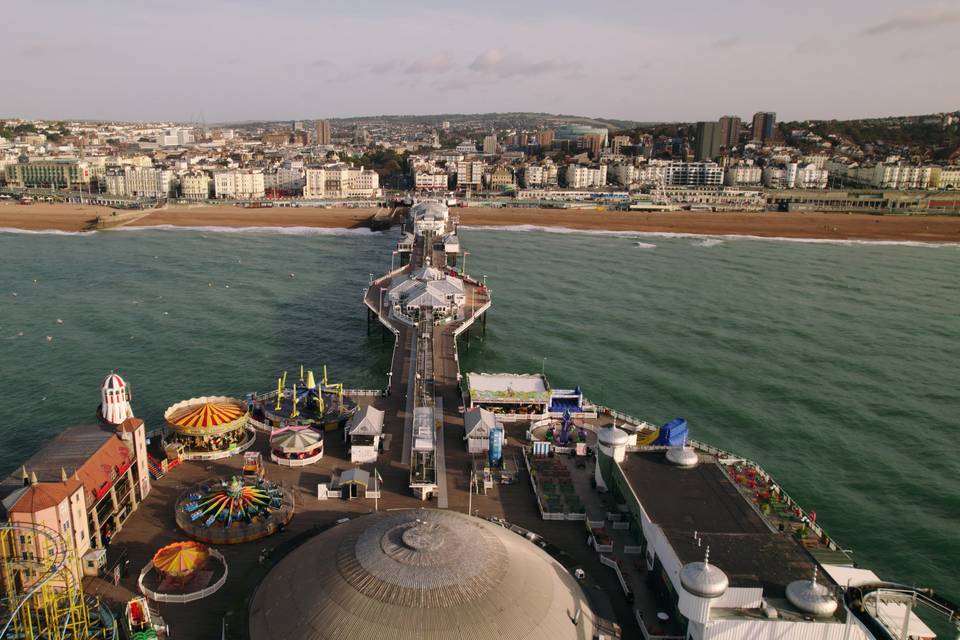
(4, 0), (960, 124)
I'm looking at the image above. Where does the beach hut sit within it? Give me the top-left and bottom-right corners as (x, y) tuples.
(338, 468), (370, 500)
(346, 406), (384, 463)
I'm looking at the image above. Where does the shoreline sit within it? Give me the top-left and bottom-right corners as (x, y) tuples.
(2, 202), (960, 242)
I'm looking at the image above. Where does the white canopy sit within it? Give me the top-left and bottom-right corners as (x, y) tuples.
(349, 406), (385, 437)
(271, 428), (322, 453)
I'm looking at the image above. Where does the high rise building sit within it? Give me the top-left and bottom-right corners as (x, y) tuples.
(316, 119), (331, 145)
(538, 129), (555, 148)
(752, 112), (776, 143)
(611, 135), (631, 155)
(694, 122), (722, 161)
(718, 116), (741, 151)
(482, 134), (498, 154)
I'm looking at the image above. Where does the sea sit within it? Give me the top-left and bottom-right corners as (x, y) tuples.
(0, 226), (957, 604)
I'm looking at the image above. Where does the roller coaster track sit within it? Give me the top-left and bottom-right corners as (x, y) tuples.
(844, 581), (960, 640)
(0, 522), (70, 638)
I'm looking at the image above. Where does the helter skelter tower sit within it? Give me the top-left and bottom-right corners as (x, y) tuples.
(100, 372), (133, 425)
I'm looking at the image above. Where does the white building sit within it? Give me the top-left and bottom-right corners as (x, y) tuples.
(346, 406), (384, 464)
(662, 162), (723, 187)
(934, 166), (960, 189)
(565, 164), (607, 189)
(609, 163), (639, 187)
(105, 166), (173, 199)
(158, 127), (194, 147)
(414, 169), (449, 191)
(180, 171), (212, 200)
(214, 169), (266, 199)
(264, 166), (305, 195)
(456, 141), (478, 154)
(410, 201), (449, 235)
(521, 165), (545, 188)
(303, 164), (380, 198)
(724, 164), (762, 187)
(845, 163), (932, 190)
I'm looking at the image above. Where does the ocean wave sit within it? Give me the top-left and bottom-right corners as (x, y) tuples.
(0, 227), (95, 237)
(114, 224), (378, 236)
(460, 225), (956, 247)
(634, 241), (657, 249)
(694, 238), (725, 247)
(460, 224), (638, 238)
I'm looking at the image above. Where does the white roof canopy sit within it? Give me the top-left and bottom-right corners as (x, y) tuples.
(349, 406), (385, 437)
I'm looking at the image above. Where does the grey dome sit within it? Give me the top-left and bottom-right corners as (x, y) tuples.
(786, 577), (837, 617)
(679, 560), (729, 598)
(250, 509), (598, 640)
(598, 426), (629, 447)
(666, 446), (698, 468)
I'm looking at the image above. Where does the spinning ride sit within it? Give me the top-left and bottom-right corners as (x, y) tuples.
(252, 366), (356, 432)
(175, 475), (293, 545)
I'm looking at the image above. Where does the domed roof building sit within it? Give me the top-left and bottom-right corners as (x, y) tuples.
(249, 509), (603, 640)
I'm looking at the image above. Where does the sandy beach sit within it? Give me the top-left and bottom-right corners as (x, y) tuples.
(2, 202), (959, 242)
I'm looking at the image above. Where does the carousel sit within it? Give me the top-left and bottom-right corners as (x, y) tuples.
(270, 425), (324, 467)
(137, 540), (228, 604)
(164, 395), (256, 460)
(251, 366), (357, 432)
(175, 475), (294, 545)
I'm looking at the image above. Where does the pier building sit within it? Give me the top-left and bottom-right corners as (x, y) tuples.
(595, 442), (875, 639)
(248, 508), (607, 640)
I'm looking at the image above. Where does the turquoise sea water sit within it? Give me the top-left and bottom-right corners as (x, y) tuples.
(1, 227), (957, 602)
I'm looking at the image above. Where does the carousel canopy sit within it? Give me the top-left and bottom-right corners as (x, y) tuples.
(152, 541), (209, 577)
(165, 396), (249, 436)
(271, 428), (323, 454)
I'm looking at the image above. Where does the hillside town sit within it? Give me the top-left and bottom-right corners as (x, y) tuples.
(2, 110), (960, 213)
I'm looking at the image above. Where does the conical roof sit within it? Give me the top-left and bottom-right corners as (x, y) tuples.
(786, 569), (838, 617)
(152, 541), (209, 577)
(271, 428), (323, 453)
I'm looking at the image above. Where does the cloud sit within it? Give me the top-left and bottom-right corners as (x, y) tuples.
(468, 49), (564, 78)
(368, 61), (398, 74)
(309, 59), (330, 68)
(862, 6), (960, 35)
(404, 54), (454, 75)
(709, 36), (740, 50)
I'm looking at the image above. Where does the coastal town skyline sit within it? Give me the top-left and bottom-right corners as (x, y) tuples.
(5, 0), (960, 122)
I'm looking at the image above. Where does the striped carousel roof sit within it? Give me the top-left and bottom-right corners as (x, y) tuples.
(164, 396), (249, 436)
(171, 402), (245, 428)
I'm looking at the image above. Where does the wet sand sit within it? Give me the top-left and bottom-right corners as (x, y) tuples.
(2, 202), (959, 242)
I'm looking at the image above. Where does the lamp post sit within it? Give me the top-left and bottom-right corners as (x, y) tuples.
(541, 357), (547, 376)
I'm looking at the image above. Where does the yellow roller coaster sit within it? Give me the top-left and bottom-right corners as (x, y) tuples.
(0, 522), (116, 639)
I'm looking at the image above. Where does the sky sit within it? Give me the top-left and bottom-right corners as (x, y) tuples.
(3, 0), (959, 123)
